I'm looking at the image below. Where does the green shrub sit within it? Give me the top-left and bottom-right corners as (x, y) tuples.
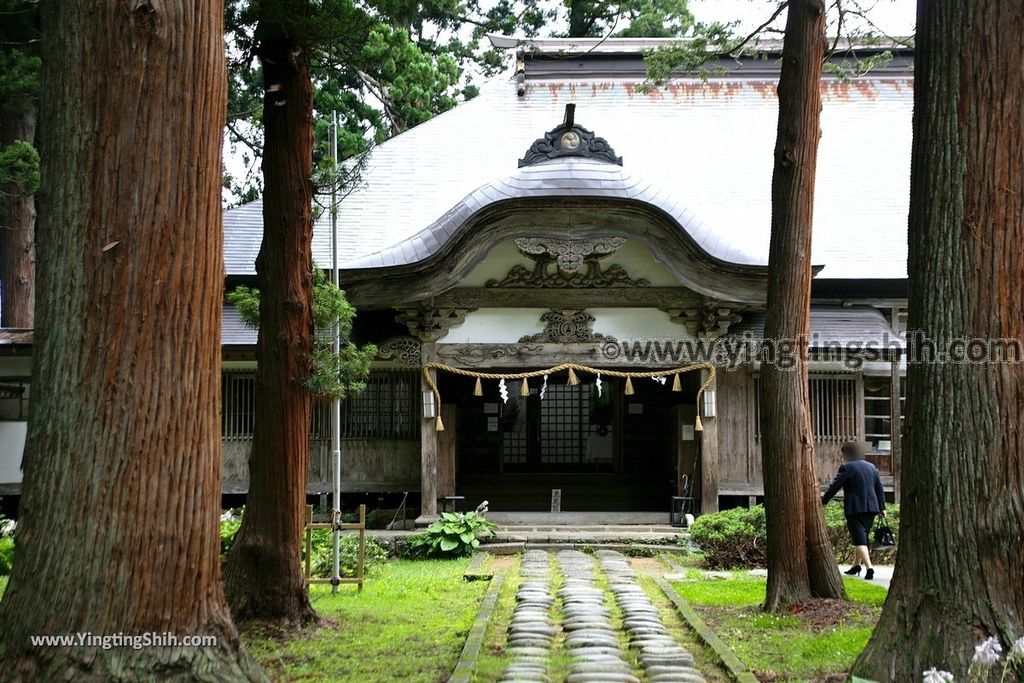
(689, 505), (766, 569)
(0, 537), (13, 576)
(408, 510), (497, 558)
(0, 514), (14, 576)
(305, 531), (389, 578)
(220, 509), (242, 555)
(690, 503), (900, 569)
(220, 508), (389, 577)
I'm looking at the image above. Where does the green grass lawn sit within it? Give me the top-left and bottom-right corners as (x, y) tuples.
(673, 573), (887, 682)
(244, 558), (487, 683)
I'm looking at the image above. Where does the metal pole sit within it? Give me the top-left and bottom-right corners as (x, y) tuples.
(330, 111), (342, 593)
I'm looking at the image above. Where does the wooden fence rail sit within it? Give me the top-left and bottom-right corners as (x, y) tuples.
(304, 503), (366, 590)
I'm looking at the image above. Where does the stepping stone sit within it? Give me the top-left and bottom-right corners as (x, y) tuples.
(506, 646), (550, 657)
(509, 625), (557, 636)
(567, 646), (624, 658)
(626, 626), (670, 637)
(563, 622), (615, 632)
(568, 661), (633, 673)
(622, 617), (663, 628)
(646, 665), (703, 677)
(565, 635), (621, 649)
(565, 673), (640, 683)
(641, 655), (697, 668)
(647, 675), (705, 683)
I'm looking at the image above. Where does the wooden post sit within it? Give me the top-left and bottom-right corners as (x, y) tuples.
(357, 503), (366, 591)
(418, 354), (439, 525)
(890, 355), (902, 504)
(304, 504), (313, 580)
(700, 370), (720, 514)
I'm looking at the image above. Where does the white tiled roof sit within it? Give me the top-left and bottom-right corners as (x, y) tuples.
(224, 73), (913, 279)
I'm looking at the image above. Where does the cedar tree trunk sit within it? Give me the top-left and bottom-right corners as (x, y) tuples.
(222, 0), (318, 625)
(853, 2), (1024, 679)
(0, 2), (265, 680)
(0, 104), (36, 329)
(759, 0), (845, 611)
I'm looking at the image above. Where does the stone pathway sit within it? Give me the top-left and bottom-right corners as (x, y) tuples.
(497, 552), (712, 679)
(598, 551), (706, 683)
(497, 550), (708, 682)
(556, 550), (637, 683)
(500, 550), (555, 683)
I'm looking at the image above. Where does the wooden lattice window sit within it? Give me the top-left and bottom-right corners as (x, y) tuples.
(222, 373), (255, 441)
(221, 369), (419, 441)
(864, 376), (905, 452)
(339, 370), (419, 440)
(754, 375), (859, 442)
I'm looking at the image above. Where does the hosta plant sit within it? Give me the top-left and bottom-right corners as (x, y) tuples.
(409, 502), (497, 558)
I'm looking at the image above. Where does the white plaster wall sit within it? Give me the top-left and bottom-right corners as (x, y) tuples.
(439, 307), (692, 343)
(459, 237), (681, 287)
(0, 421), (26, 484)
(589, 308), (692, 340)
(440, 308), (547, 343)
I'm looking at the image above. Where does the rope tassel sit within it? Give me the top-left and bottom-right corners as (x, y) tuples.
(435, 415), (445, 432)
(567, 367), (580, 386)
(695, 414), (703, 432)
(624, 377), (634, 395)
(520, 378), (530, 396)
(473, 377), (483, 396)
(672, 373), (681, 392)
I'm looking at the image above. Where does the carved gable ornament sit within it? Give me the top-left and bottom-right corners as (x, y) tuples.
(519, 103), (623, 167)
(486, 236), (650, 289)
(519, 309), (616, 344)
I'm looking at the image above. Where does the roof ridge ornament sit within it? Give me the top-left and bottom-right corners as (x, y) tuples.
(518, 103), (623, 167)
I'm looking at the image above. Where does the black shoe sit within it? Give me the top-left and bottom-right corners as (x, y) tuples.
(844, 565), (862, 576)
(865, 568), (875, 580)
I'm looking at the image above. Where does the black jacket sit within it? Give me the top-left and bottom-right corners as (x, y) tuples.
(821, 459), (886, 516)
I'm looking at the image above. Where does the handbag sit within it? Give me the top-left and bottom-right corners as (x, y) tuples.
(873, 520), (896, 548)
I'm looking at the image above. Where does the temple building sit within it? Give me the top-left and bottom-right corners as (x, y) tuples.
(0, 36), (912, 519)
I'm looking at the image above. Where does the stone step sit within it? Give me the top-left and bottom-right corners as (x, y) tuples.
(497, 528), (684, 536)
(478, 542), (690, 555)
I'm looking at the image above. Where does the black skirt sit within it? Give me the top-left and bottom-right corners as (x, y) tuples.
(846, 512), (877, 546)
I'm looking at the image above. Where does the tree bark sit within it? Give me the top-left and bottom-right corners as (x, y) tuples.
(222, 0), (318, 625)
(0, 2), (265, 680)
(759, 0), (845, 611)
(853, 2), (1024, 679)
(0, 104), (36, 329)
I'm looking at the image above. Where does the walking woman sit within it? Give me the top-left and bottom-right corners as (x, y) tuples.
(821, 442), (886, 580)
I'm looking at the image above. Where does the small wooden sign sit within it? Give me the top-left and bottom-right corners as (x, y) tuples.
(551, 488), (562, 513)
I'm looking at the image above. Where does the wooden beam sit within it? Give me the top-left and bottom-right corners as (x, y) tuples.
(430, 286), (705, 310)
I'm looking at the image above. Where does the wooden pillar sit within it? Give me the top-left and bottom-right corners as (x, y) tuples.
(890, 354), (902, 503)
(417, 349), (439, 524)
(437, 404), (457, 497)
(700, 370), (720, 514)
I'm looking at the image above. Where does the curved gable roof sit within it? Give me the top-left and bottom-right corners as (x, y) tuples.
(346, 157), (763, 269)
(224, 70), (913, 280)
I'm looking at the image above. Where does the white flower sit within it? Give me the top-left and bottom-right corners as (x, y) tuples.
(1010, 636), (1024, 661)
(972, 636), (1002, 667)
(475, 500), (489, 514)
(220, 510), (235, 522)
(0, 519), (15, 536)
(922, 668), (953, 683)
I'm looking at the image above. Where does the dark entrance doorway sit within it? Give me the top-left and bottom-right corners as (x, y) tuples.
(449, 371), (698, 511)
